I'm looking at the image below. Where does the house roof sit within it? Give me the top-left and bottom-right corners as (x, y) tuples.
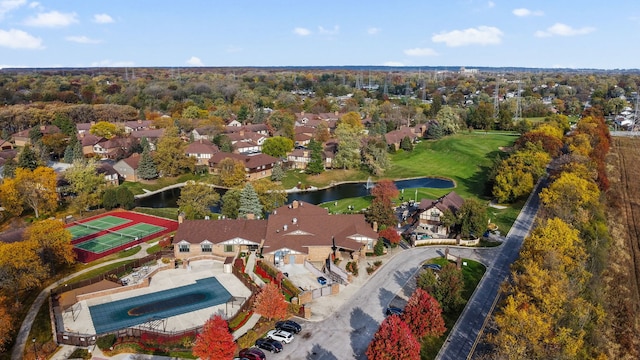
(384, 126), (419, 145)
(76, 122), (93, 131)
(118, 153), (142, 170)
(185, 140), (219, 155)
(12, 125), (61, 139)
(96, 162), (119, 177)
(129, 129), (164, 139)
(175, 219), (267, 245)
(209, 152), (277, 170)
(81, 134), (104, 146)
(124, 120), (153, 129)
(418, 191), (464, 213)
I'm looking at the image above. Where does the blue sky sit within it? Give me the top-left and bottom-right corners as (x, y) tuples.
(0, 0), (639, 69)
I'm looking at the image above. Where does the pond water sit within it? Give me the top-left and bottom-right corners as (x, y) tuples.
(135, 176), (454, 209)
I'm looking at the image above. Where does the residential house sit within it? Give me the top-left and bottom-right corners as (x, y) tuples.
(123, 120), (153, 134)
(413, 191), (464, 237)
(113, 153), (142, 181)
(384, 126), (421, 151)
(173, 201), (379, 266)
(226, 131), (267, 154)
(185, 139), (219, 166)
(173, 219), (267, 260)
(232, 140), (261, 154)
(294, 133), (312, 147)
(81, 134), (105, 157)
(93, 137), (135, 160)
(76, 122), (94, 137)
(0, 140), (13, 151)
(287, 149), (311, 170)
(96, 162), (120, 186)
(192, 126), (222, 141)
(12, 125), (61, 147)
(129, 129), (164, 151)
(208, 152), (278, 181)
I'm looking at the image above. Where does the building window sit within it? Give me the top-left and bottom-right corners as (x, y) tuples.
(224, 244), (234, 252)
(201, 244), (212, 252)
(179, 244), (190, 253)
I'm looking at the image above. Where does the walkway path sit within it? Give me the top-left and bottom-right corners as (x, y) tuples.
(11, 242), (156, 360)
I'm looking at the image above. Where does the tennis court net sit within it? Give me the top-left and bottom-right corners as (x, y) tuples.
(105, 228), (139, 241)
(73, 221), (104, 232)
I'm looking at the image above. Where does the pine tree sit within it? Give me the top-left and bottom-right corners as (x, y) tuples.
(400, 136), (413, 151)
(137, 147), (158, 180)
(116, 187), (135, 210)
(238, 183), (263, 219)
(18, 145), (39, 170)
(64, 135), (82, 164)
(306, 139), (325, 175)
(140, 136), (150, 152)
(2, 157), (16, 178)
(102, 188), (118, 210)
(72, 138), (84, 162)
(271, 162), (284, 182)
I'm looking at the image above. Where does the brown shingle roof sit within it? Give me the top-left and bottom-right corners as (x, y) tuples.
(175, 219), (267, 245)
(418, 191), (464, 213)
(185, 140), (219, 155)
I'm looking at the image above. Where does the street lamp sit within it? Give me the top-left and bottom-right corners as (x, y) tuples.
(32, 338), (38, 360)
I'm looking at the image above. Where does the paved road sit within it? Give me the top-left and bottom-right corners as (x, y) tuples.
(436, 176), (544, 360)
(271, 247), (498, 360)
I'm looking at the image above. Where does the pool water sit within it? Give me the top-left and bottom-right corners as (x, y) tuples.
(89, 277), (231, 333)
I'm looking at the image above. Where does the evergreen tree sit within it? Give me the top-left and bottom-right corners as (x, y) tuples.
(63, 143), (74, 164)
(102, 188), (118, 210)
(238, 183), (263, 219)
(18, 145), (39, 170)
(64, 135), (82, 164)
(221, 189), (241, 219)
(116, 187), (135, 210)
(271, 162), (285, 182)
(28, 127), (42, 144)
(140, 136), (150, 152)
(400, 136), (413, 151)
(2, 157), (16, 178)
(72, 138), (84, 162)
(137, 147), (158, 180)
(306, 139), (325, 175)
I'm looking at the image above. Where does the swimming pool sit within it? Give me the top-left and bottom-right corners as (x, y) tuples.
(89, 277), (231, 334)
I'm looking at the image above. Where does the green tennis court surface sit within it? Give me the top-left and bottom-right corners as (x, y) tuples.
(73, 223), (166, 254)
(68, 216), (132, 239)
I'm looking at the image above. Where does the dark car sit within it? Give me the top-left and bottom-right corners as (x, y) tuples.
(275, 319), (302, 334)
(256, 338), (283, 353)
(386, 306), (404, 316)
(317, 276), (327, 285)
(239, 348), (266, 360)
(422, 263), (442, 271)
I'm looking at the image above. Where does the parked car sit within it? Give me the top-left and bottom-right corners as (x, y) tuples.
(422, 263), (442, 271)
(233, 358), (250, 360)
(256, 337), (283, 353)
(385, 306), (404, 316)
(275, 319), (302, 334)
(238, 348), (266, 360)
(317, 276), (327, 285)
(267, 329), (294, 343)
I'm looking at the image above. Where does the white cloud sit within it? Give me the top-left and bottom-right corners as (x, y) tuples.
(90, 59), (134, 67)
(318, 25), (339, 35)
(293, 27), (310, 36)
(93, 13), (113, 24)
(24, 11), (78, 27)
(404, 47), (438, 57)
(535, 23), (595, 37)
(0, 28), (42, 49)
(225, 45), (242, 53)
(0, 0), (26, 18)
(488, 1), (495, 8)
(432, 26), (503, 47)
(28, 1), (39, 8)
(513, 8), (544, 17)
(383, 61), (404, 67)
(367, 27), (380, 35)
(65, 35), (100, 44)
(186, 56), (203, 66)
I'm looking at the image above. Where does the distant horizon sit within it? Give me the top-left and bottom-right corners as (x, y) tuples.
(0, 1), (637, 70)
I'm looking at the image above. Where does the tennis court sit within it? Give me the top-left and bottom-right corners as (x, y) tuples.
(74, 223), (166, 254)
(68, 216), (132, 240)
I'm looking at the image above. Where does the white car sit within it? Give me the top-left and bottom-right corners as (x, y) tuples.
(267, 329), (294, 344)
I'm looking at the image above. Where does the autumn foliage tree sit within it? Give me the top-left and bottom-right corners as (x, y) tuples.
(366, 179), (399, 229)
(253, 282), (288, 321)
(378, 228), (401, 246)
(0, 297), (13, 353)
(192, 315), (236, 360)
(401, 288), (446, 339)
(14, 166), (58, 218)
(26, 219), (75, 271)
(366, 314), (420, 360)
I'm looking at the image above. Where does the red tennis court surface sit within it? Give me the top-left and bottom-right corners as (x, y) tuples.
(68, 210), (178, 263)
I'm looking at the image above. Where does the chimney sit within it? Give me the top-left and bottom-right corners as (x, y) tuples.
(303, 150), (309, 157)
(292, 200), (299, 209)
(283, 224), (288, 231)
(40, 125), (46, 131)
(292, 217), (297, 224)
(239, 130), (245, 137)
(301, 111), (305, 116)
(178, 212), (185, 224)
(373, 221), (378, 232)
(137, 119), (142, 124)
(246, 213), (255, 220)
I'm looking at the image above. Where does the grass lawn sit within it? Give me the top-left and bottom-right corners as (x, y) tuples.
(420, 258), (486, 359)
(134, 206), (179, 220)
(63, 259), (136, 284)
(26, 300), (54, 359)
(385, 132), (518, 199)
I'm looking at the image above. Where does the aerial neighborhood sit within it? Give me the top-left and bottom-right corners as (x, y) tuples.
(0, 64), (633, 360)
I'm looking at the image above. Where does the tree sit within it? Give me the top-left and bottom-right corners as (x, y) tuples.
(221, 188), (241, 219)
(218, 158), (246, 187)
(366, 179), (399, 228)
(192, 315), (236, 360)
(102, 187), (118, 210)
(333, 122), (364, 169)
(14, 167), (58, 218)
(366, 314), (420, 360)
(253, 282), (288, 321)
(305, 139), (325, 175)
(457, 198), (488, 238)
(65, 159), (105, 214)
(271, 162), (285, 181)
(18, 144), (39, 170)
(425, 122), (444, 139)
(379, 228), (401, 246)
(435, 106), (462, 135)
(338, 111), (364, 131)
(137, 146), (158, 180)
(64, 135), (84, 163)
(89, 121), (120, 139)
(0, 297), (13, 353)
(400, 136), (413, 151)
(434, 263), (466, 313)
(0, 177), (23, 216)
(362, 137), (390, 176)
(313, 121), (330, 142)
(116, 187), (135, 210)
(25, 219), (75, 270)
(0, 240), (48, 294)
(540, 172), (600, 225)
(238, 183), (263, 219)
(42, 133), (68, 159)
(401, 289), (446, 339)
(416, 267), (438, 294)
(2, 156), (16, 178)
(177, 182), (220, 219)
(373, 238), (385, 256)
(154, 127), (195, 177)
(267, 110), (295, 140)
(262, 136), (293, 158)
(371, 179), (399, 205)
(251, 178), (287, 213)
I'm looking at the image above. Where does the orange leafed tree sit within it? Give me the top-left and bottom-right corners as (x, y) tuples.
(192, 315), (236, 360)
(401, 288), (446, 339)
(0, 297), (13, 353)
(366, 314), (420, 360)
(253, 282), (288, 321)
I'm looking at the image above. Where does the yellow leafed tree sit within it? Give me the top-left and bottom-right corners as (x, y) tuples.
(26, 219), (75, 269)
(0, 177), (24, 216)
(14, 167), (58, 218)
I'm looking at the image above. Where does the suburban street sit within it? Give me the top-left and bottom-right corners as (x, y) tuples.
(272, 178), (544, 360)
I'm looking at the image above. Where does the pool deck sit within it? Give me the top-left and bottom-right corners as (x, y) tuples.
(61, 259), (251, 334)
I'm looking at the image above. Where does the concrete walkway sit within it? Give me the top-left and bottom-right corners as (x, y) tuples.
(11, 242), (157, 360)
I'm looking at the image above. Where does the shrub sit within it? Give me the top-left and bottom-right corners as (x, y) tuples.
(346, 261), (359, 276)
(374, 260), (382, 267)
(96, 334), (117, 350)
(236, 329), (260, 349)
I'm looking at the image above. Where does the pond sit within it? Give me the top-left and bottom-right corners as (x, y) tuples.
(135, 176), (454, 209)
